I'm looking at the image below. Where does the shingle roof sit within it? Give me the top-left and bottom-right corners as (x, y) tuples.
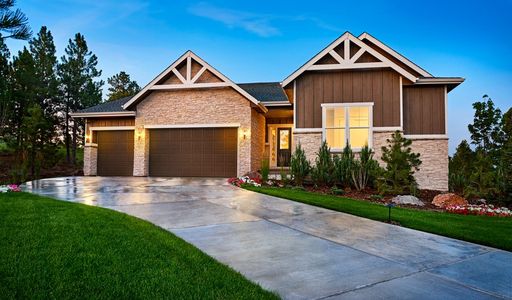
(238, 82), (289, 102)
(77, 96), (133, 113)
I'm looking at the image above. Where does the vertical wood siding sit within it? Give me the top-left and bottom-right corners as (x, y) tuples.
(403, 86), (446, 134)
(295, 69), (401, 128)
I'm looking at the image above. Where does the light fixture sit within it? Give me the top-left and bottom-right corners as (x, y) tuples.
(136, 125), (145, 141)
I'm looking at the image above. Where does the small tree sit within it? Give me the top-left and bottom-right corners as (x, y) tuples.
(290, 143), (310, 186)
(449, 140), (475, 194)
(468, 95), (504, 161)
(377, 131), (421, 195)
(351, 145), (380, 191)
(311, 141), (334, 187)
(333, 143), (355, 188)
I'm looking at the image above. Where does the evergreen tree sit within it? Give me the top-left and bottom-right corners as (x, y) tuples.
(0, 0), (31, 40)
(107, 71), (140, 101)
(449, 140), (475, 194)
(58, 33), (103, 164)
(0, 35), (10, 136)
(29, 26), (59, 143)
(377, 131), (421, 195)
(498, 108), (512, 203)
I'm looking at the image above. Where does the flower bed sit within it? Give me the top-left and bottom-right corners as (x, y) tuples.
(0, 184), (21, 193)
(446, 204), (512, 217)
(227, 176), (261, 187)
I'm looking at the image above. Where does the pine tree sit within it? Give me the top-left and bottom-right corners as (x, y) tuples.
(107, 71), (140, 101)
(0, 0), (31, 40)
(0, 35), (10, 136)
(58, 33), (103, 164)
(449, 140), (475, 194)
(29, 26), (59, 144)
(378, 131), (421, 195)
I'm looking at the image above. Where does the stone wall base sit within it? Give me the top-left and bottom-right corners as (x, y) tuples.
(372, 131), (448, 191)
(83, 144), (97, 176)
(292, 132), (322, 164)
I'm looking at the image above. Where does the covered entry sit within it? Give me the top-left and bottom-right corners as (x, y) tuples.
(148, 127), (237, 177)
(96, 130), (134, 176)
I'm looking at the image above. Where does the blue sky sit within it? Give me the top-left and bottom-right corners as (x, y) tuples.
(5, 0), (512, 154)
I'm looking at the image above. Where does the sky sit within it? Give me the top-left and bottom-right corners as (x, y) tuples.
(5, 0), (512, 154)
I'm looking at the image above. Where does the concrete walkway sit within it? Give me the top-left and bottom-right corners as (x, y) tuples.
(24, 177), (511, 300)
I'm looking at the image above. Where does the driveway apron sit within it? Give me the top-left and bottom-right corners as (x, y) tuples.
(23, 177), (511, 300)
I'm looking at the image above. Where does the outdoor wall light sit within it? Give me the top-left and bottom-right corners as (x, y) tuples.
(136, 125), (145, 141)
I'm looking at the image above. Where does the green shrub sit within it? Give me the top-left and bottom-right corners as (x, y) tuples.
(351, 145), (380, 191)
(333, 144), (355, 188)
(290, 143), (311, 186)
(280, 167), (290, 186)
(330, 186), (345, 195)
(311, 141), (335, 187)
(260, 158), (270, 182)
(377, 131), (421, 195)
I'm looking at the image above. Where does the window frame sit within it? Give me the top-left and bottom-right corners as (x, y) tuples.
(321, 102), (374, 152)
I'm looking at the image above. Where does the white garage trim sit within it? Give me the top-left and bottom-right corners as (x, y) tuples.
(144, 123), (240, 129)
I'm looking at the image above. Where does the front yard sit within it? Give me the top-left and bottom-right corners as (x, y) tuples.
(0, 192), (278, 299)
(244, 186), (512, 252)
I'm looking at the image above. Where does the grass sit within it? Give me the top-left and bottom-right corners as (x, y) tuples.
(0, 192), (278, 300)
(244, 185), (512, 252)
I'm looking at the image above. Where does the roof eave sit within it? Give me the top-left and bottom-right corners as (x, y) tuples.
(70, 111), (136, 118)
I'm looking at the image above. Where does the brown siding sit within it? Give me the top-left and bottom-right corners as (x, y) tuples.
(86, 117), (135, 143)
(295, 69), (401, 128)
(87, 117), (135, 128)
(403, 86), (446, 135)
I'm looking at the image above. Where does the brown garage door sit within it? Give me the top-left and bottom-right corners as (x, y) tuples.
(149, 128), (237, 177)
(97, 130), (134, 176)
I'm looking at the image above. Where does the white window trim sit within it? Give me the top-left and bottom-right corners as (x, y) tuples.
(321, 102), (374, 151)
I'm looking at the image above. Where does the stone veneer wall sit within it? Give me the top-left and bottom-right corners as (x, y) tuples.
(134, 88), (261, 176)
(372, 131), (449, 191)
(83, 144), (97, 176)
(250, 109), (266, 172)
(292, 132), (322, 164)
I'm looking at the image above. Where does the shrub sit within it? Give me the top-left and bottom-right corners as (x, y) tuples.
(260, 158), (270, 182)
(377, 131), (421, 195)
(311, 141), (335, 187)
(351, 145), (380, 191)
(290, 143), (311, 186)
(333, 144), (355, 188)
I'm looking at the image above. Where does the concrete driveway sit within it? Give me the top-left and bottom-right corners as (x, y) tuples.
(24, 177), (511, 300)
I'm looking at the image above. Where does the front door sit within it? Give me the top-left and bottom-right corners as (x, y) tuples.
(277, 128), (291, 167)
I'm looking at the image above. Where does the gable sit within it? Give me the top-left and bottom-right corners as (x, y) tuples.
(282, 32), (419, 87)
(123, 51), (266, 112)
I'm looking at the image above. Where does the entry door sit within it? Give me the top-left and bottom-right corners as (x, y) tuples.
(277, 128), (291, 167)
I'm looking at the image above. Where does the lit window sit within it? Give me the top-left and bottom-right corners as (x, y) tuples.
(322, 103), (372, 149)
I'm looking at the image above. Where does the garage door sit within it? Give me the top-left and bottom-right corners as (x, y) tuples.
(97, 130), (134, 176)
(149, 128), (237, 177)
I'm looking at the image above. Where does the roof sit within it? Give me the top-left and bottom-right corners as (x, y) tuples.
(238, 82), (289, 102)
(77, 96), (133, 113)
(122, 50), (267, 113)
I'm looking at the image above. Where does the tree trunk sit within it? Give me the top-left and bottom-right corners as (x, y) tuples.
(72, 121), (77, 165)
(65, 102), (70, 163)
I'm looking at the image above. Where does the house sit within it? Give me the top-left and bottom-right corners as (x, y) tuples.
(71, 32), (463, 191)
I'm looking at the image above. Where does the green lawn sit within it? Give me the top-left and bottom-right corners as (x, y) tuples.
(0, 192), (278, 300)
(244, 186), (512, 251)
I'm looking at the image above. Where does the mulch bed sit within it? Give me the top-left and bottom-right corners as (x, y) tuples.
(299, 184), (445, 212)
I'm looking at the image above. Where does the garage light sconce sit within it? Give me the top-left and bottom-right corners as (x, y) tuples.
(136, 125), (145, 141)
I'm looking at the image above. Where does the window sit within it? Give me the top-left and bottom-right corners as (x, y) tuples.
(322, 103), (373, 150)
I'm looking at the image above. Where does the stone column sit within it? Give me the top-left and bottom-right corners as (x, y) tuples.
(133, 127), (149, 176)
(83, 143), (97, 176)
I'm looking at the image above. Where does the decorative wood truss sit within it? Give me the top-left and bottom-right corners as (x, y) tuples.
(282, 32), (419, 86)
(123, 51), (265, 111)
